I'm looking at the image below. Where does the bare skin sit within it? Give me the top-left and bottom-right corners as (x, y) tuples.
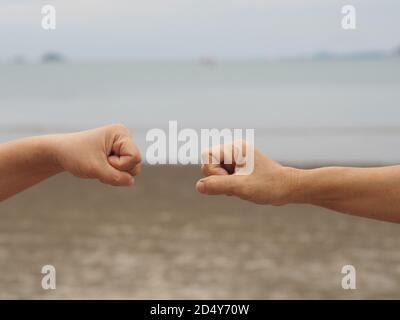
(196, 142), (400, 223)
(0, 124), (141, 202)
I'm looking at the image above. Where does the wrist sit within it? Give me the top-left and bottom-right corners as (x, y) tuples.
(286, 167), (346, 205)
(273, 166), (305, 205)
(36, 135), (65, 174)
(284, 167), (310, 204)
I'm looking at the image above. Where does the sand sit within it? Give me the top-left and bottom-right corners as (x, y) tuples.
(0, 165), (399, 299)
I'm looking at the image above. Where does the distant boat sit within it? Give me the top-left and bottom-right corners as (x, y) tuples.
(11, 55), (27, 65)
(198, 57), (217, 68)
(41, 52), (64, 63)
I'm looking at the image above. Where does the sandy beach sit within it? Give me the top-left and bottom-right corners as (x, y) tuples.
(0, 165), (399, 299)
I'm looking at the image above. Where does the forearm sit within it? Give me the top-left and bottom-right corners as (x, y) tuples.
(288, 166), (400, 222)
(0, 136), (62, 201)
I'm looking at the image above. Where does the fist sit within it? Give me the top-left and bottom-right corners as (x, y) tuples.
(52, 124), (141, 186)
(196, 141), (297, 205)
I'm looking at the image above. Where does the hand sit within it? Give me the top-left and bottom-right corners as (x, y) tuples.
(51, 124), (141, 186)
(196, 141), (297, 205)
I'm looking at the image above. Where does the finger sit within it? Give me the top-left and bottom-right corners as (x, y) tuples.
(201, 144), (234, 176)
(201, 164), (229, 177)
(109, 137), (142, 172)
(99, 164), (134, 187)
(214, 140), (248, 165)
(202, 144), (233, 165)
(196, 175), (239, 196)
(120, 139), (141, 165)
(108, 154), (139, 172)
(129, 163), (141, 177)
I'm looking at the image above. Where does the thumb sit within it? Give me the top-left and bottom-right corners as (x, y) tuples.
(196, 175), (239, 196)
(98, 163), (134, 187)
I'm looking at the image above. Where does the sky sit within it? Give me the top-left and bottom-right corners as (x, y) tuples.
(0, 0), (399, 61)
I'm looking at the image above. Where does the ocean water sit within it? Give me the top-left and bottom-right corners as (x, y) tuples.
(1, 59), (400, 165)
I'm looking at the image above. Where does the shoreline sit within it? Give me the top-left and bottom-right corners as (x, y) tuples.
(2, 126), (400, 167)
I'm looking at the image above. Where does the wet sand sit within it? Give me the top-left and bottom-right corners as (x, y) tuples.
(0, 166), (399, 299)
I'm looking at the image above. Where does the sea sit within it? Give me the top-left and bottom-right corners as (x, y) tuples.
(1, 58), (400, 165)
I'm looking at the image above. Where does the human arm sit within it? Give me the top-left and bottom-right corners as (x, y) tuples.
(196, 142), (400, 223)
(0, 124), (141, 202)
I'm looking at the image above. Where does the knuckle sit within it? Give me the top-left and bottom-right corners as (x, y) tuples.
(132, 152), (142, 164)
(110, 123), (129, 133)
(234, 139), (246, 147)
(201, 150), (212, 164)
(112, 174), (121, 184)
(201, 165), (210, 176)
(201, 151), (208, 164)
(132, 165), (141, 176)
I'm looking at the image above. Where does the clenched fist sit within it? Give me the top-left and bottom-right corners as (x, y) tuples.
(196, 141), (296, 205)
(196, 140), (400, 223)
(0, 124), (142, 201)
(51, 124), (141, 186)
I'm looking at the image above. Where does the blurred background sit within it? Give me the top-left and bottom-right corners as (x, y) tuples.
(0, 0), (399, 298)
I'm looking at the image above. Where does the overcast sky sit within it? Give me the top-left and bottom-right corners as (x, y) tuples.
(0, 0), (399, 60)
